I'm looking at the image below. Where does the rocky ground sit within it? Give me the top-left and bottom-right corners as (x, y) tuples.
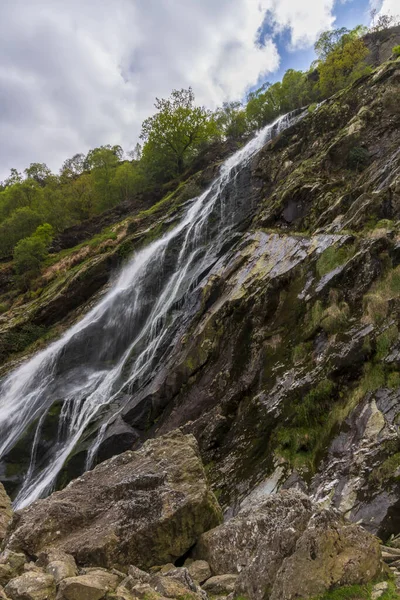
(0, 432), (394, 600)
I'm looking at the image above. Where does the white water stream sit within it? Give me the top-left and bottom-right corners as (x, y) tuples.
(0, 112), (302, 508)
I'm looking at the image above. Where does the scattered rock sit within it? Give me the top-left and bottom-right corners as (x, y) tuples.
(5, 572), (56, 600)
(5, 432), (222, 570)
(186, 561), (211, 584)
(371, 581), (389, 600)
(57, 571), (120, 600)
(202, 574), (238, 595)
(0, 485), (12, 545)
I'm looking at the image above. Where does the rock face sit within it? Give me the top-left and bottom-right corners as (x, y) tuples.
(5, 432), (222, 569)
(270, 510), (382, 600)
(195, 490), (382, 600)
(0, 484), (12, 544)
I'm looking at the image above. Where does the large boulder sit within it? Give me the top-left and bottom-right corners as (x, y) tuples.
(195, 490), (313, 578)
(0, 484), (12, 545)
(269, 510), (382, 600)
(194, 490), (382, 600)
(4, 571), (56, 600)
(5, 431), (222, 570)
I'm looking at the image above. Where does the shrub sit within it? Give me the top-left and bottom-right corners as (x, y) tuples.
(376, 325), (399, 360)
(13, 223), (54, 288)
(393, 45), (400, 58)
(347, 146), (370, 171)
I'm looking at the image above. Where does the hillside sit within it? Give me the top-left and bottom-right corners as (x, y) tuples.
(0, 26), (400, 600)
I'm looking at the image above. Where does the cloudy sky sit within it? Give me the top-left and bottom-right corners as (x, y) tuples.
(0, 0), (395, 180)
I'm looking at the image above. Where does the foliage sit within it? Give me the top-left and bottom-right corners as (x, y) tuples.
(214, 101), (249, 140)
(394, 45), (400, 58)
(311, 580), (400, 600)
(13, 223), (54, 288)
(347, 146), (370, 171)
(140, 88), (217, 178)
(0, 207), (43, 258)
(317, 27), (370, 97)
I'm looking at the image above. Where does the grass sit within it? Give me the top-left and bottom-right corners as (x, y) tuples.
(310, 580), (400, 600)
(316, 244), (355, 278)
(376, 326), (399, 360)
(369, 452), (400, 486)
(363, 266), (400, 325)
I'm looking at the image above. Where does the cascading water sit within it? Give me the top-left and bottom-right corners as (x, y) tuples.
(0, 111), (304, 509)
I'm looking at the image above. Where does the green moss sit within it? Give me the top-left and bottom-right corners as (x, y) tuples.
(310, 580), (400, 600)
(393, 45), (400, 58)
(293, 342), (312, 364)
(369, 453), (400, 486)
(388, 371), (400, 389)
(376, 326), (399, 360)
(316, 244), (354, 277)
(360, 363), (386, 394)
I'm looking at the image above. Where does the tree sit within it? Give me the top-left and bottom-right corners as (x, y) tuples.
(214, 101), (249, 140)
(0, 207), (43, 257)
(60, 153), (85, 178)
(13, 223), (54, 288)
(24, 163), (52, 186)
(84, 145), (123, 212)
(317, 29), (370, 97)
(140, 88), (217, 176)
(370, 11), (400, 32)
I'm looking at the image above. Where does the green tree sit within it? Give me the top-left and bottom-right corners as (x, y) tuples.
(13, 223), (54, 288)
(60, 153), (85, 179)
(140, 88), (217, 177)
(24, 163), (52, 186)
(317, 29), (370, 96)
(0, 207), (43, 258)
(84, 145), (123, 212)
(214, 101), (249, 140)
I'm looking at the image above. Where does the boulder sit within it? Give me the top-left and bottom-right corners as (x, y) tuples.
(5, 572), (56, 600)
(269, 510), (382, 600)
(0, 485), (12, 545)
(202, 574), (238, 595)
(195, 489), (313, 577)
(57, 571), (120, 600)
(0, 564), (14, 587)
(186, 561), (211, 584)
(5, 432), (222, 570)
(195, 490), (382, 600)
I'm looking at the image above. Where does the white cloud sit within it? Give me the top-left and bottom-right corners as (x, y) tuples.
(376, 0), (400, 18)
(0, 0), (338, 179)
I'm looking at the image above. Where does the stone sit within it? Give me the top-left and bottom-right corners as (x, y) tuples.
(195, 490), (313, 577)
(269, 510), (382, 600)
(5, 572), (56, 600)
(202, 574), (238, 595)
(0, 485), (12, 545)
(371, 582), (389, 600)
(57, 571), (120, 600)
(5, 432), (222, 571)
(0, 553), (26, 576)
(127, 566), (150, 584)
(36, 550), (77, 583)
(0, 565), (14, 587)
(151, 575), (199, 600)
(186, 561), (211, 584)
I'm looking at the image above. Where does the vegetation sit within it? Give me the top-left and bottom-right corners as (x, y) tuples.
(0, 20), (394, 289)
(316, 244), (355, 277)
(14, 224), (54, 288)
(393, 45), (400, 58)
(311, 580), (400, 600)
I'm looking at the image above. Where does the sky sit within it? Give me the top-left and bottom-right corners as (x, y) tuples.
(0, 0), (397, 181)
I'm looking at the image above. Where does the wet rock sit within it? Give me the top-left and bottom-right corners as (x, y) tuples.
(57, 570), (120, 600)
(0, 485), (12, 545)
(5, 572), (56, 600)
(5, 432), (222, 570)
(269, 510), (381, 600)
(202, 574), (238, 595)
(95, 417), (139, 464)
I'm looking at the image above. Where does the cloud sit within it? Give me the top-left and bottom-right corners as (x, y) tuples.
(376, 0), (400, 17)
(0, 0), (338, 179)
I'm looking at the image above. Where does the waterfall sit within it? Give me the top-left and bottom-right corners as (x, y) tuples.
(0, 111), (303, 509)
